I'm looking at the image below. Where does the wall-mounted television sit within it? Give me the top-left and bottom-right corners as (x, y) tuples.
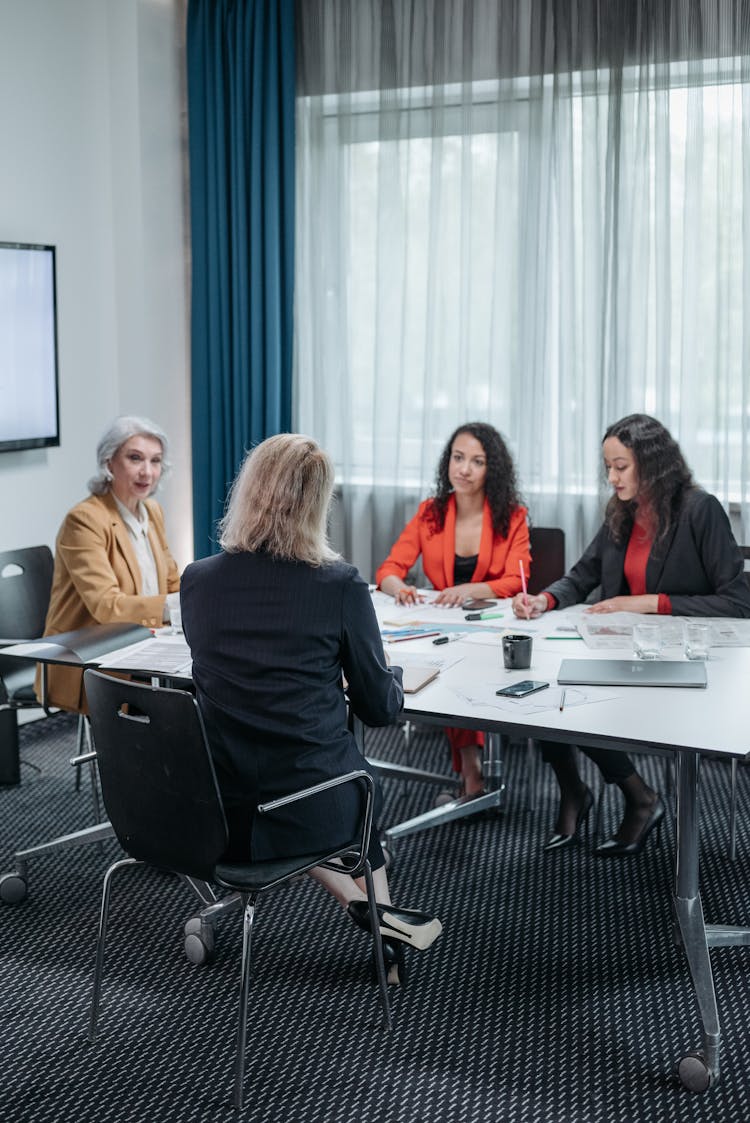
(0, 241), (60, 453)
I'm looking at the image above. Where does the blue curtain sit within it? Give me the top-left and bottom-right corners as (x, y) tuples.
(187, 0), (295, 557)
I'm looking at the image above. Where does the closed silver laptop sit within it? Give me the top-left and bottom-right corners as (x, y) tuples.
(557, 658), (707, 688)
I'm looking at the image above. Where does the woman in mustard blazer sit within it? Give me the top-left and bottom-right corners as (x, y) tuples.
(38, 416), (181, 712)
(377, 421), (530, 794)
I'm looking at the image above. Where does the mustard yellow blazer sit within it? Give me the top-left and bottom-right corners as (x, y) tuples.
(37, 491), (181, 712)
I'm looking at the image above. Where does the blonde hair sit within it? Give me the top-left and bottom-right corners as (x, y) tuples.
(219, 433), (339, 565)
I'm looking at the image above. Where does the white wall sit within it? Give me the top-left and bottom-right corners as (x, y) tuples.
(0, 0), (191, 567)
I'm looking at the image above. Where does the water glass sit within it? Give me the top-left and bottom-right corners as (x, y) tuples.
(684, 620), (711, 661)
(633, 621), (662, 660)
(169, 603), (183, 635)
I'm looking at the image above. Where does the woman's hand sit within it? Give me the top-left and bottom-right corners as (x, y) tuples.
(511, 592), (547, 619)
(380, 576), (424, 605)
(586, 595), (659, 615)
(433, 584), (477, 607)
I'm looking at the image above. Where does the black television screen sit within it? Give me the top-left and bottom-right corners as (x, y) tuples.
(0, 242), (60, 453)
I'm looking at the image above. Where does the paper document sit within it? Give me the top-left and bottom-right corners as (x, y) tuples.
(95, 638), (193, 676)
(449, 682), (615, 716)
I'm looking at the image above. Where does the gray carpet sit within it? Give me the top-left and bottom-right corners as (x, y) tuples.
(1, 712), (750, 1122)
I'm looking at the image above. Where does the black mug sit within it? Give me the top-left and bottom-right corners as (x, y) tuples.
(502, 634), (532, 670)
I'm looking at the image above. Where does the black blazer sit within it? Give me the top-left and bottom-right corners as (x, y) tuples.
(545, 489), (750, 618)
(181, 551), (403, 861)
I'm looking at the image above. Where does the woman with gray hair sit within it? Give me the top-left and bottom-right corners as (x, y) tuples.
(181, 433), (443, 987)
(38, 415), (181, 712)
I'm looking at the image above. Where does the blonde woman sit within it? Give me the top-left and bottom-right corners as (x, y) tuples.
(181, 434), (442, 985)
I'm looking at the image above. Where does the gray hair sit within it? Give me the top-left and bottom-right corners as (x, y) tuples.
(88, 415), (171, 496)
(219, 433), (339, 566)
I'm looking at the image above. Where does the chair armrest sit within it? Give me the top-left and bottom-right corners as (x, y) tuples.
(258, 769), (373, 814)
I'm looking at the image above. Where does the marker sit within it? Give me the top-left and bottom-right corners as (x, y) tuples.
(465, 610), (505, 622)
(433, 632), (468, 645)
(559, 689), (567, 712)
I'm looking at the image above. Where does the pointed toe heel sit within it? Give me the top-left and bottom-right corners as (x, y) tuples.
(542, 787), (594, 853)
(594, 797), (665, 858)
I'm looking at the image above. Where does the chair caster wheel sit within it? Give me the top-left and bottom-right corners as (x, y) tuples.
(184, 916), (215, 965)
(0, 873), (28, 904)
(677, 1052), (715, 1092)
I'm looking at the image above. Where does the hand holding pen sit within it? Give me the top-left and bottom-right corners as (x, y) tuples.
(511, 591), (547, 619)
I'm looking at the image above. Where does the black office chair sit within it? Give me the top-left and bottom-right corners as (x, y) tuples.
(83, 669), (391, 1113)
(0, 546), (54, 785)
(527, 527), (566, 595)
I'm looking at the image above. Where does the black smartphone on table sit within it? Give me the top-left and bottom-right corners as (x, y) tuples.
(496, 680), (550, 698)
(462, 598), (497, 610)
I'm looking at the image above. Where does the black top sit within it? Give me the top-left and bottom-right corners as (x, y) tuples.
(453, 553), (478, 585)
(181, 551), (403, 861)
(544, 489), (750, 618)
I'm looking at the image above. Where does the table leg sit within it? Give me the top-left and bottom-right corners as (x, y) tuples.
(673, 750), (720, 1091)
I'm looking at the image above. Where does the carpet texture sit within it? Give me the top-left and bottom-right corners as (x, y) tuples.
(1, 712), (749, 1123)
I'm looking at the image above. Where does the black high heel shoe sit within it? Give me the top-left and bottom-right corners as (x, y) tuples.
(543, 786), (594, 852)
(370, 939), (406, 988)
(347, 901), (443, 950)
(594, 797), (665, 858)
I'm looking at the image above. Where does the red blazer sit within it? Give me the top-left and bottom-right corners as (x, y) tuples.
(376, 497), (530, 598)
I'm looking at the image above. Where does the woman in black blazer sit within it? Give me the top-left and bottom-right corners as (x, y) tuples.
(181, 434), (442, 984)
(512, 414), (750, 857)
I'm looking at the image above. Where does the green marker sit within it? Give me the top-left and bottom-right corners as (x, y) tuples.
(465, 610), (505, 621)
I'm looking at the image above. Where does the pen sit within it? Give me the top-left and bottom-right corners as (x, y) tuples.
(465, 610), (505, 621)
(559, 689), (567, 712)
(519, 560), (530, 619)
(433, 632), (468, 645)
(387, 631), (442, 643)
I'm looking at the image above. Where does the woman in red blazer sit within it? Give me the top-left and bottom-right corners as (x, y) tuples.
(376, 422), (530, 794)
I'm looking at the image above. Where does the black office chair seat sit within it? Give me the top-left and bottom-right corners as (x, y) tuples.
(83, 669), (391, 1113)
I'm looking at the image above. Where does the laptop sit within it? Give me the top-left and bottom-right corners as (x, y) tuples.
(557, 658), (707, 689)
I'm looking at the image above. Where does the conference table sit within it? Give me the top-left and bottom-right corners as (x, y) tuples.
(2, 602), (750, 1092)
(368, 595), (750, 1094)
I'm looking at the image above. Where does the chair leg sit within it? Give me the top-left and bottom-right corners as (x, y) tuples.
(74, 715), (85, 791)
(363, 860), (391, 1030)
(89, 857), (140, 1041)
(233, 893), (256, 1113)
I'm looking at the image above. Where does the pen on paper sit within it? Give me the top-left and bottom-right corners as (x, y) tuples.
(433, 632), (468, 645)
(559, 689), (567, 712)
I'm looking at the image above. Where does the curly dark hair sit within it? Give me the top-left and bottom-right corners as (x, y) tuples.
(603, 414), (694, 545)
(426, 421), (521, 539)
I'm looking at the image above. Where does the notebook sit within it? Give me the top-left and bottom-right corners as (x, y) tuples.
(401, 664), (440, 694)
(557, 658), (707, 689)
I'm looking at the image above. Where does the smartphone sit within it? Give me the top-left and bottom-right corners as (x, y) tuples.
(496, 680), (550, 698)
(462, 598), (497, 611)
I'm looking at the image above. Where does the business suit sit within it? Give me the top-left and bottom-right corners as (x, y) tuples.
(181, 551), (403, 865)
(375, 496), (530, 597)
(38, 491), (180, 712)
(545, 489), (750, 618)
(541, 488), (750, 782)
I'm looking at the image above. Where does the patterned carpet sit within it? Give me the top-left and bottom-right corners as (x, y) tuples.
(1, 712), (750, 1123)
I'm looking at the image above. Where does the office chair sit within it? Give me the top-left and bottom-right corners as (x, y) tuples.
(527, 527), (566, 596)
(0, 545), (54, 785)
(83, 669), (391, 1113)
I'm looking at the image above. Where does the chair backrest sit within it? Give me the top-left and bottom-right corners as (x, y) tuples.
(0, 546), (54, 639)
(527, 527), (566, 595)
(84, 670), (229, 881)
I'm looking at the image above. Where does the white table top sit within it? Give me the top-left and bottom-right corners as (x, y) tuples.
(375, 596), (750, 761)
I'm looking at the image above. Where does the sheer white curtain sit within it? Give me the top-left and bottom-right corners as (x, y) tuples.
(294, 0), (750, 581)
